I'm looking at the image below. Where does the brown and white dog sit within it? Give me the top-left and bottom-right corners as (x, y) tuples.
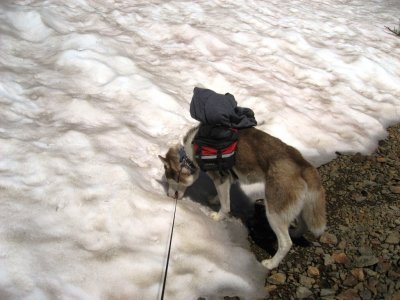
(159, 126), (326, 270)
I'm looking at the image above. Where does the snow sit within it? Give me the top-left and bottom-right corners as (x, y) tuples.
(0, 0), (399, 299)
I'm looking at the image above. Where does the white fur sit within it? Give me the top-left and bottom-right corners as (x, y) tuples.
(164, 127), (325, 270)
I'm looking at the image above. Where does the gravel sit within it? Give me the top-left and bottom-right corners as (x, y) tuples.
(246, 124), (400, 300)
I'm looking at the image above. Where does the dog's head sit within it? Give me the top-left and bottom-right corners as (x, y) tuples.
(158, 146), (198, 199)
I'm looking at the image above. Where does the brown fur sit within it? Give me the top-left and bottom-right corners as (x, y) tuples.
(234, 128), (326, 234)
(159, 126), (327, 269)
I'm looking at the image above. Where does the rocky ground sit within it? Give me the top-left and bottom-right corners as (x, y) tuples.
(245, 124), (400, 300)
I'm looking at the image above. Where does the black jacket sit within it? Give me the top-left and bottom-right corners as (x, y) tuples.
(190, 87), (257, 128)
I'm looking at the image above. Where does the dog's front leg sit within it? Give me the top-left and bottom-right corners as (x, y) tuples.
(211, 177), (231, 221)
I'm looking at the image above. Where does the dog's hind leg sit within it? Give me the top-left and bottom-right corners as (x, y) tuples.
(261, 173), (305, 270)
(261, 208), (293, 270)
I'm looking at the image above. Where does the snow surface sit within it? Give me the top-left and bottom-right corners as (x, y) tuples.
(1, 0), (400, 299)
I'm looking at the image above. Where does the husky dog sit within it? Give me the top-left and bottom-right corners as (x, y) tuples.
(159, 126), (326, 270)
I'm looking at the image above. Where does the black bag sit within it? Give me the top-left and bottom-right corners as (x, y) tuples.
(192, 125), (238, 174)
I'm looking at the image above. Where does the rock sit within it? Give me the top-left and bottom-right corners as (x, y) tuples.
(351, 153), (367, 162)
(359, 289), (372, 300)
(299, 275), (315, 288)
(296, 286), (312, 299)
(376, 258), (392, 273)
(343, 274), (358, 287)
(390, 291), (400, 300)
(358, 246), (373, 256)
(320, 232), (338, 245)
(364, 268), (378, 277)
(315, 247), (325, 255)
(389, 186), (400, 194)
(377, 282), (388, 294)
(267, 273), (286, 285)
(337, 288), (361, 300)
(366, 277), (379, 295)
(388, 270), (400, 280)
(324, 254), (335, 266)
(351, 193), (366, 202)
(265, 284), (277, 293)
(354, 255), (379, 267)
(354, 282), (364, 291)
(351, 268), (365, 281)
(320, 289), (336, 297)
(307, 266), (320, 277)
(338, 240), (347, 250)
(376, 157), (386, 163)
(332, 252), (350, 264)
(385, 231), (400, 244)
(370, 239), (380, 245)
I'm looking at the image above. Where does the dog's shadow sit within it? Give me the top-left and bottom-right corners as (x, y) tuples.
(160, 172), (310, 256)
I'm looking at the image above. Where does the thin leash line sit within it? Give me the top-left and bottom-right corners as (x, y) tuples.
(160, 167), (182, 300)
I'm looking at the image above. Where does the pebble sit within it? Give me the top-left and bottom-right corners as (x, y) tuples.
(358, 245), (374, 256)
(390, 291), (400, 300)
(385, 231), (400, 244)
(343, 274), (358, 287)
(299, 275), (315, 288)
(389, 185), (400, 194)
(376, 259), (392, 273)
(332, 252), (350, 264)
(315, 247), (325, 255)
(338, 240), (347, 250)
(267, 273), (286, 285)
(296, 286), (312, 299)
(354, 255), (379, 267)
(324, 254), (335, 266)
(351, 153), (366, 163)
(320, 289), (336, 297)
(364, 268), (378, 277)
(366, 277), (379, 294)
(389, 270), (400, 280)
(265, 284), (277, 293)
(320, 232), (338, 245)
(354, 282), (364, 291)
(307, 266), (320, 277)
(359, 289), (372, 300)
(351, 193), (366, 202)
(350, 268), (365, 281)
(337, 288), (361, 300)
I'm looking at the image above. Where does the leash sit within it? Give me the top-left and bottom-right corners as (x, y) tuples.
(160, 167), (182, 300)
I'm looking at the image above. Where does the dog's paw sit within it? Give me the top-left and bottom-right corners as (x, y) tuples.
(261, 259), (278, 270)
(210, 211), (225, 221)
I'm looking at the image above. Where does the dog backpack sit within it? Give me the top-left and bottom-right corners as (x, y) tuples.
(192, 125), (238, 175)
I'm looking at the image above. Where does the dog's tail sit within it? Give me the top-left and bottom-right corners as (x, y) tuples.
(301, 167), (327, 237)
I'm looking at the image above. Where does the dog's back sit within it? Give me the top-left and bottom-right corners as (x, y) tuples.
(160, 126), (326, 270)
(234, 127), (326, 234)
(230, 127), (326, 269)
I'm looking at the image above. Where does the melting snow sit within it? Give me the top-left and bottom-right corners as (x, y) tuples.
(0, 0), (399, 299)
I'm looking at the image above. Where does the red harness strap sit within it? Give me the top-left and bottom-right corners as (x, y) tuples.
(193, 141), (238, 159)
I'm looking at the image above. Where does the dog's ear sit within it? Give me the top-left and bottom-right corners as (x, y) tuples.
(158, 155), (168, 166)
